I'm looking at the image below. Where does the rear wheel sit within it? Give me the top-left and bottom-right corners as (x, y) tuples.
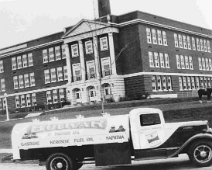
(188, 140), (212, 167)
(46, 153), (74, 170)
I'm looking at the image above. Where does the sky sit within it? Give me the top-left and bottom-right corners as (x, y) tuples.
(0, 0), (212, 49)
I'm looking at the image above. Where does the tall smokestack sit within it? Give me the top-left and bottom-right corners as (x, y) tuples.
(97, 0), (111, 18)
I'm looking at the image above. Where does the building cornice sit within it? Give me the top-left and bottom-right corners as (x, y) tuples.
(112, 19), (212, 39)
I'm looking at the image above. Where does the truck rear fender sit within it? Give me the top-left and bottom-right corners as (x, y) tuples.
(168, 133), (212, 158)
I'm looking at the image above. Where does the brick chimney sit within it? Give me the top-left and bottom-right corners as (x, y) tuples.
(97, 0), (111, 18)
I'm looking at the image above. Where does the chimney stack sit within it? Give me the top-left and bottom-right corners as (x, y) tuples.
(97, 0), (111, 18)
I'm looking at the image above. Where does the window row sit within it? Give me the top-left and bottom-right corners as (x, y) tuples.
(146, 28), (168, 46)
(0, 98), (6, 110)
(174, 33), (211, 53)
(0, 60), (4, 73)
(46, 88), (66, 104)
(198, 57), (212, 71)
(148, 51), (170, 68)
(152, 75), (172, 91)
(71, 36), (109, 57)
(44, 66), (68, 84)
(179, 76), (212, 91)
(12, 53), (33, 70)
(43, 45), (66, 63)
(176, 55), (193, 70)
(15, 93), (37, 108)
(13, 72), (35, 89)
(0, 78), (5, 92)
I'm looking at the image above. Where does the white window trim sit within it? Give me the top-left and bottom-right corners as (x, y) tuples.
(71, 44), (79, 57)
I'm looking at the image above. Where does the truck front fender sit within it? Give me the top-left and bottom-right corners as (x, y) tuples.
(168, 133), (212, 158)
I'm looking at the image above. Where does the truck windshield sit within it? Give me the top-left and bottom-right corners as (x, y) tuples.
(140, 113), (161, 126)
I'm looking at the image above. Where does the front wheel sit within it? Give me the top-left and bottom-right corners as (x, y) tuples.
(46, 152), (74, 170)
(188, 140), (212, 167)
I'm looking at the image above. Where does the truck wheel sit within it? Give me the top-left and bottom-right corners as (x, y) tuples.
(188, 140), (212, 167)
(46, 153), (74, 170)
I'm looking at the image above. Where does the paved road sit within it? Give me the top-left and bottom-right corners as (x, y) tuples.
(0, 154), (212, 170)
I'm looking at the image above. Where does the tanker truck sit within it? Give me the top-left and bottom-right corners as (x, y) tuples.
(11, 108), (212, 170)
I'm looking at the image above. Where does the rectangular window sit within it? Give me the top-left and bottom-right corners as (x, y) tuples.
(17, 56), (22, 69)
(32, 93), (37, 106)
(44, 69), (50, 84)
(176, 55), (181, 69)
(53, 89), (58, 103)
(46, 91), (52, 104)
(22, 54), (28, 68)
(162, 76), (167, 90)
(187, 77), (191, 90)
(208, 77), (211, 87)
(192, 37), (196, 50)
(204, 40), (208, 52)
(202, 58), (206, 70)
(174, 33), (179, 47)
(196, 38), (200, 51)
(55, 46), (61, 60)
(164, 53), (170, 68)
(154, 52), (159, 68)
(71, 44), (79, 57)
(57, 67), (63, 82)
(200, 39), (204, 51)
(86, 60), (96, 79)
(0, 60), (3, 73)
(191, 77), (195, 89)
(13, 76), (18, 89)
(85, 40), (93, 54)
(100, 37), (108, 51)
(15, 96), (20, 108)
(157, 76), (162, 91)
(63, 66), (68, 80)
(152, 29), (157, 44)
(42, 49), (48, 63)
(30, 72), (35, 86)
(187, 36), (191, 49)
(189, 56), (193, 70)
(49, 47), (54, 62)
(200, 77), (204, 88)
(24, 74), (30, 88)
(26, 94), (31, 107)
(183, 35), (187, 49)
(205, 58), (209, 71)
(178, 34), (183, 48)
(146, 28), (152, 44)
(21, 95), (26, 108)
(62, 45), (66, 59)
(50, 68), (57, 82)
(185, 56), (189, 69)
(0, 79), (5, 91)
(180, 55), (185, 69)
(12, 57), (17, 70)
(159, 53), (164, 68)
(207, 40), (211, 53)
(162, 31), (167, 46)
(157, 30), (163, 45)
(19, 75), (24, 89)
(59, 89), (65, 102)
(198, 57), (202, 70)
(152, 76), (156, 91)
(183, 77), (187, 90)
(148, 51), (154, 67)
(195, 77), (200, 89)
(73, 64), (81, 81)
(101, 57), (111, 77)
(27, 53), (33, 67)
(209, 58), (212, 70)
(167, 76), (172, 90)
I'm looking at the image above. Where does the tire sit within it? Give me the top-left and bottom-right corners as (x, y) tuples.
(188, 140), (212, 167)
(46, 152), (74, 170)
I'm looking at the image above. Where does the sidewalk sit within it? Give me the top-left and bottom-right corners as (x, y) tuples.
(0, 149), (12, 153)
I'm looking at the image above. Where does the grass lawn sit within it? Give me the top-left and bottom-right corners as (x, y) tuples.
(0, 98), (212, 149)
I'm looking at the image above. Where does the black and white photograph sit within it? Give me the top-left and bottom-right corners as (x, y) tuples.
(1, 0), (212, 169)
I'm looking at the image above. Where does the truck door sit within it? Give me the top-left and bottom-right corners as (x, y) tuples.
(130, 109), (166, 150)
